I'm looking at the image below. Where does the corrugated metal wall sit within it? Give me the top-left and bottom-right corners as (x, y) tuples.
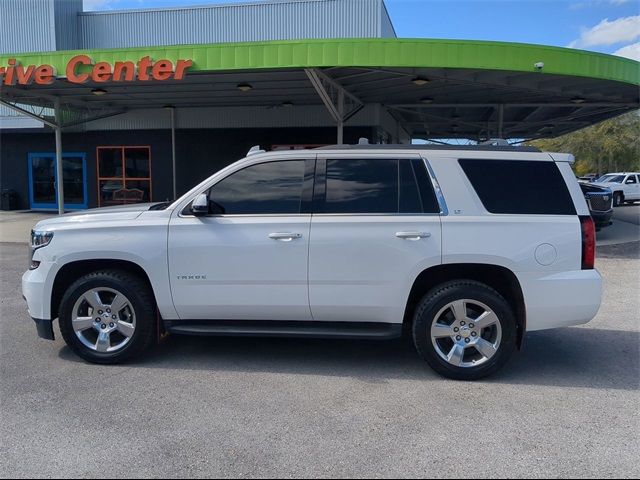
(0, 105), (22, 119)
(54, 0), (82, 51)
(1, 0), (396, 129)
(0, 0), (60, 127)
(79, 0), (394, 49)
(0, 0), (56, 54)
(76, 103), (383, 131)
(0, 0), (395, 54)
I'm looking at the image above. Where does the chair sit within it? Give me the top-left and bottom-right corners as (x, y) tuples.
(113, 188), (145, 204)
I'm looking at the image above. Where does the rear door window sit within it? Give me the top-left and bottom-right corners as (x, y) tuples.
(458, 159), (576, 215)
(319, 159), (440, 214)
(324, 159), (398, 214)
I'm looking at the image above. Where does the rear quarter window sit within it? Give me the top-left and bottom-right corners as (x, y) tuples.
(458, 159), (576, 215)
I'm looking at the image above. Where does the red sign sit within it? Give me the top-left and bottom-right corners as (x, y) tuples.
(0, 55), (193, 86)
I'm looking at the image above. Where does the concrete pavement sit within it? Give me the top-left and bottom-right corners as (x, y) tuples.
(0, 211), (55, 244)
(597, 205), (640, 246)
(1, 246), (639, 478)
(612, 204), (640, 225)
(0, 206), (638, 478)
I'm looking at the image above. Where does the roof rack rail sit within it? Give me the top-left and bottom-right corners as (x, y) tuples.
(247, 145), (266, 156)
(315, 144), (541, 152)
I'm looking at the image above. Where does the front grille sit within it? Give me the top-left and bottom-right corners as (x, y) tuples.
(588, 194), (612, 212)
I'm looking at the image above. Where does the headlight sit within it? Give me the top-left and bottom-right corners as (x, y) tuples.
(31, 230), (54, 249)
(29, 230), (53, 270)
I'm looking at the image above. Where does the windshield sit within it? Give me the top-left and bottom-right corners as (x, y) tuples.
(596, 175), (625, 183)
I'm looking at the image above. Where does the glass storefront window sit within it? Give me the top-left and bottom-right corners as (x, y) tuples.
(28, 153), (87, 210)
(124, 180), (151, 203)
(125, 148), (151, 178)
(97, 146), (152, 206)
(98, 148), (123, 178)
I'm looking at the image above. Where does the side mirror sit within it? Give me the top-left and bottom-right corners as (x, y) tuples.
(190, 193), (209, 216)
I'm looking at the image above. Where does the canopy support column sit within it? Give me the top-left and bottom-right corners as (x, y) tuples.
(497, 104), (505, 139)
(54, 98), (65, 215)
(167, 106), (177, 200)
(305, 68), (363, 145)
(337, 90), (344, 145)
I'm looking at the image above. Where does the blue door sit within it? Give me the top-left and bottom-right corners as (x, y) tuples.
(28, 153), (88, 210)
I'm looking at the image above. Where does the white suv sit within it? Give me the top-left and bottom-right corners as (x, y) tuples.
(22, 145), (602, 380)
(592, 172), (640, 206)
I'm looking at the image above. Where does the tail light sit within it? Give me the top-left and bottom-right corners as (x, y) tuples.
(580, 216), (596, 270)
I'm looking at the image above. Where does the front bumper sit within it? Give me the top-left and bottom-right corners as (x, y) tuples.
(591, 209), (613, 229)
(22, 263), (56, 340)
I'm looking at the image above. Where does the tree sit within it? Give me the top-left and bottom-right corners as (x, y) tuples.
(530, 111), (640, 176)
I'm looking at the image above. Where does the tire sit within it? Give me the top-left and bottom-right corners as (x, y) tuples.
(412, 280), (517, 381)
(59, 270), (156, 364)
(613, 192), (623, 207)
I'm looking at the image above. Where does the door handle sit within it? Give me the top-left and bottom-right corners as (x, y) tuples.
(395, 231), (431, 241)
(269, 232), (302, 242)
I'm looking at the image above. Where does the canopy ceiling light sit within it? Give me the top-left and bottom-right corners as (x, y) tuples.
(91, 88), (107, 96)
(237, 83), (253, 92)
(412, 77), (430, 86)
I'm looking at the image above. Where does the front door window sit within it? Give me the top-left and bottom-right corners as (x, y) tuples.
(207, 160), (306, 214)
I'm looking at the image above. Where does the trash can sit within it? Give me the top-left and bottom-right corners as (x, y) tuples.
(1, 189), (19, 211)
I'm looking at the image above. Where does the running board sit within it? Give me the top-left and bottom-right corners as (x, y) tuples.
(164, 320), (402, 340)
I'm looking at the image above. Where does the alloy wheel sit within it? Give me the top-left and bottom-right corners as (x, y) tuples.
(430, 299), (502, 368)
(71, 287), (136, 353)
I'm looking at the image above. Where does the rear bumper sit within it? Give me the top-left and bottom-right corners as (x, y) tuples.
(519, 269), (602, 332)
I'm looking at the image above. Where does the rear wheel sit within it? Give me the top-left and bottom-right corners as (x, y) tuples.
(412, 280), (517, 380)
(59, 270), (156, 364)
(613, 192), (624, 207)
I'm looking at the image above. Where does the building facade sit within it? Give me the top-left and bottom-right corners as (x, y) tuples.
(1, 0), (637, 212)
(0, 0), (397, 210)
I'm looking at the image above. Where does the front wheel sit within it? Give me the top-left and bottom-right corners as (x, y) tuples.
(59, 270), (156, 364)
(613, 192), (623, 207)
(412, 281), (517, 380)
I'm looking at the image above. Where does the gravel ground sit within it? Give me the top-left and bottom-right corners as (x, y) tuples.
(0, 242), (638, 479)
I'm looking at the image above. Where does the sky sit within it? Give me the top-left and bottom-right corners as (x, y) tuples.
(82, 0), (640, 60)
